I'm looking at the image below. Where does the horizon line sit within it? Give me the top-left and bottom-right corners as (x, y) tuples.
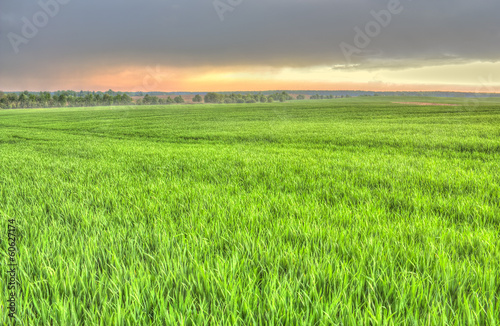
(4, 89), (500, 95)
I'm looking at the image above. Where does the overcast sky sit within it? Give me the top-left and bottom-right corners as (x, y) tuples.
(1, 0), (499, 92)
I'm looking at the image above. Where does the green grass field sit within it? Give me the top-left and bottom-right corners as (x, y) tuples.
(1, 97), (499, 325)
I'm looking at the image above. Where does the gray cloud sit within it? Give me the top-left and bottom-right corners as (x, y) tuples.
(1, 0), (499, 88)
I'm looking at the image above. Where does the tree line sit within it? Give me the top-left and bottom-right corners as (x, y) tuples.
(0, 90), (327, 109)
(0, 91), (134, 109)
(137, 94), (185, 105)
(203, 91), (300, 103)
(310, 94), (350, 99)
(0, 91), (188, 109)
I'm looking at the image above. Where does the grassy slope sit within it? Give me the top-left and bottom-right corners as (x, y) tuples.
(0, 97), (499, 325)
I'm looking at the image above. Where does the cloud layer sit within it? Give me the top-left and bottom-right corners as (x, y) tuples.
(1, 0), (499, 90)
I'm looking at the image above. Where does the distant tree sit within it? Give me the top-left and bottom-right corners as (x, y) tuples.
(236, 98), (245, 103)
(103, 93), (113, 105)
(142, 94), (160, 105)
(174, 96), (184, 103)
(57, 94), (67, 107)
(166, 96), (174, 104)
(0, 91), (6, 109)
(204, 92), (222, 103)
(18, 93), (29, 107)
(7, 93), (18, 102)
(4, 94), (17, 108)
(193, 94), (203, 102)
(40, 92), (51, 107)
(84, 93), (95, 106)
(224, 98), (233, 104)
(121, 94), (132, 105)
(27, 94), (37, 107)
(296, 95), (305, 100)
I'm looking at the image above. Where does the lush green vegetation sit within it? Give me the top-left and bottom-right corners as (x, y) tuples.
(1, 97), (499, 324)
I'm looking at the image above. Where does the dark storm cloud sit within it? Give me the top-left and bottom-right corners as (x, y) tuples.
(1, 0), (499, 83)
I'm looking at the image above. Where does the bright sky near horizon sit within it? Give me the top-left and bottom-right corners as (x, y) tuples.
(1, 0), (499, 92)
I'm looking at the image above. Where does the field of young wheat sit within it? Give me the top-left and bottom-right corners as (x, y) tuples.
(1, 97), (499, 324)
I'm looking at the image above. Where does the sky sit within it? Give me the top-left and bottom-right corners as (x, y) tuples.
(0, 0), (499, 93)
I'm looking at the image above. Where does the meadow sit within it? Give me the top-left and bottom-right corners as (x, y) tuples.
(1, 97), (499, 325)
